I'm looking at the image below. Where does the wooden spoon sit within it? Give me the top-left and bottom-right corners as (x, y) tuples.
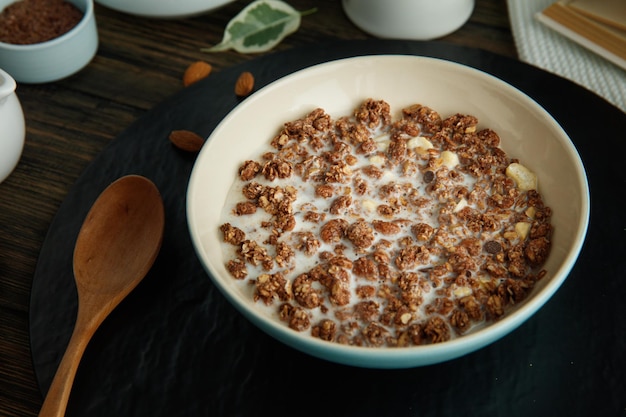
(38, 175), (165, 417)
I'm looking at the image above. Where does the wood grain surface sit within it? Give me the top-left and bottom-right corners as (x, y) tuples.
(0, 1), (515, 415)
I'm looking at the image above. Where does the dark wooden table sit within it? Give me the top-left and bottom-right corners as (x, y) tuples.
(0, 1), (515, 415)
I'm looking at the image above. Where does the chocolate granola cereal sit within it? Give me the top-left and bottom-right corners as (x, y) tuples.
(219, 99), (552, 347)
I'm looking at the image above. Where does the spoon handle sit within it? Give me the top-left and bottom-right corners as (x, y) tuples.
(38, 313), (97, 417)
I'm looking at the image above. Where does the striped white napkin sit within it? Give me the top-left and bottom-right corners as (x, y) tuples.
(507, 0), (626, 113)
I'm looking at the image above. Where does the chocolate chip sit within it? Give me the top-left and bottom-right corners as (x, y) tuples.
(423, 170), (435, 183)
(484, 240), (502, 254)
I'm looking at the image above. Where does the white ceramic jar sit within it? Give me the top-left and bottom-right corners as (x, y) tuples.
(342, 0), (475, 40)
(0, 0), (98, 84)
(0, 68), (25, 184)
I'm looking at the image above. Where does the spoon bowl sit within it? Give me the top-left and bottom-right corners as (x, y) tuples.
(39, 175), (165, 417)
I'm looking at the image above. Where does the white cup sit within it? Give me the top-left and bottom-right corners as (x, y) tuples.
(0, 68), (25, 183)
(342, 0), (475, 40)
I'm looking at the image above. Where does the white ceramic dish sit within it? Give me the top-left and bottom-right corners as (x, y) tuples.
(187, 55), (590, 368)
(0, 67), (24, 183)
(95, 0), (235, 18)
(342, 0), (475, 40)
(0, 0), (98, 84)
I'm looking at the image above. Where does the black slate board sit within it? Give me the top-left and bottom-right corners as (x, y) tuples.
(30, 40), (626, 417)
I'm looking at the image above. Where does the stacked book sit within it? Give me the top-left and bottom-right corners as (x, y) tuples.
(536, 0), (626, 70)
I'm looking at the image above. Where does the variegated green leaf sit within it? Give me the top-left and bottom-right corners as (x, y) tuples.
(203, 0), (316, 54)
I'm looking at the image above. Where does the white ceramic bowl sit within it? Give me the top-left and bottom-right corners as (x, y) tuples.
(0, 67), (24, 183)
(342, 0), (475, 40)
(95, 0), (235, 18)
(187, 55), (589, 368)
(0, 0), (98, 84)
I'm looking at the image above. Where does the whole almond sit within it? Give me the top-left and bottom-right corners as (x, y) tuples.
(183, 61), (212, 87)
(235, 71), (254, 97)
(169, 130), (205, 152)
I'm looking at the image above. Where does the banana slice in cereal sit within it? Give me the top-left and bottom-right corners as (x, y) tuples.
(407, 136), (434, 152)
(440, 150), (460, 169)
(506, 162), (537, 191)
(515, 221), (531, 239)
(368, 154), (386, 166)
(374, 133), (390, 151)
(454, 197), (469, 212)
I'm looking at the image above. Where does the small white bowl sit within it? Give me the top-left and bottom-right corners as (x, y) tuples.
(187, 55), (590, 368)
(342, 0), (475, 40)
(95, 0), (235, 18)
(0, 68), (24, 183)
(0, 0), (98, 84)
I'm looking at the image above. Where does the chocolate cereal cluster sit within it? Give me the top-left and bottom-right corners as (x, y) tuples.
(219, 99), (552, 347)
